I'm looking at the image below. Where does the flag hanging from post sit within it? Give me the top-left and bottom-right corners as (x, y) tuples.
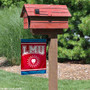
(21, 39), (46, 75)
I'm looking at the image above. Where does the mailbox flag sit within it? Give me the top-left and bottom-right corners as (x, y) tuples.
(21, 39), (46, 75)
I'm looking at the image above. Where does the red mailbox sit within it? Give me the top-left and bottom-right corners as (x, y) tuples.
(20, 4), (71, 35)
(20, 4), (71, 90)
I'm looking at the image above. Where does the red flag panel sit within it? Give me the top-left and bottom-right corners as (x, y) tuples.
(21, 39), (46, 75)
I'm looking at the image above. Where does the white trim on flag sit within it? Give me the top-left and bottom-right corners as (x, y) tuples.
(21, 68), (46, 71)
(21, 43), (46, 44)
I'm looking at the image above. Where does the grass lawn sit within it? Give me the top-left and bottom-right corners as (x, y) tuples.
(0, 70), (90, 90)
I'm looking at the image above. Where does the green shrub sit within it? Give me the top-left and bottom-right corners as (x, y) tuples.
(78, 15), (90, 36)
(58, 33), (87, 60)
(0, 0), (26, 8)
(78, 15), (90, 63)
(0, 8), (34, 65)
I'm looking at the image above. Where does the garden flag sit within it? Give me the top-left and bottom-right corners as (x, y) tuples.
(21, 39), (46, 75)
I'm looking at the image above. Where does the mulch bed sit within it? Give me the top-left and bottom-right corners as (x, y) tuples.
(0, 57), (90, 80)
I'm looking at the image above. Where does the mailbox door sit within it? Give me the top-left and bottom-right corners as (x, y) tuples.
(30, 17), (69, 29)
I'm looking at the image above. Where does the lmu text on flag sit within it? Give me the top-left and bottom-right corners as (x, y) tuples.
(21, 39), (46, 75)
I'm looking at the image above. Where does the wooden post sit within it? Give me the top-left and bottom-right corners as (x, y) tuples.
(48, 34), (58, 90)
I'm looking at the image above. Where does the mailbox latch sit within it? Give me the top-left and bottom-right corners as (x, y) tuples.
(35, 9), (39, 14)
